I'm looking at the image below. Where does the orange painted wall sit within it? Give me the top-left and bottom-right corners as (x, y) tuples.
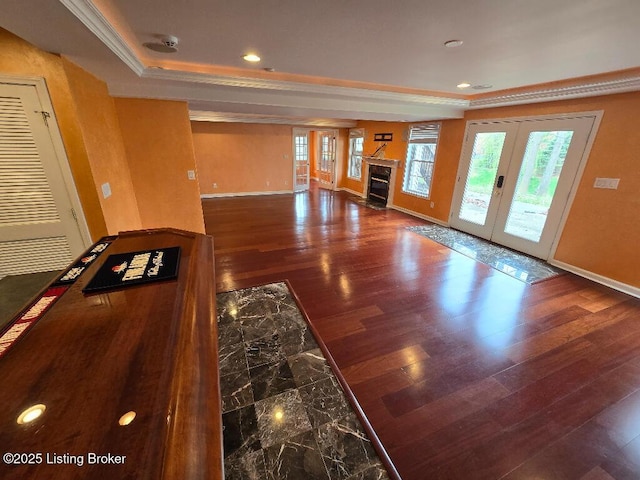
(114, 98), (205, 234)
(0, 28), (107, 239)
(464, 93), (640, 286)
(342, 120), (464, 222)
(191, 122), (294, 195)
(62, 58), (142, 234)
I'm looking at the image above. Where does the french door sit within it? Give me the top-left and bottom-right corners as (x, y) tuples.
(317, 131), (336, 188)
(450, 115), (597, 259)
(292, 129), (310, 192)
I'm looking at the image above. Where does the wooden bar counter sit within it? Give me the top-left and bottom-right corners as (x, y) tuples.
(0, 229), (223, 479)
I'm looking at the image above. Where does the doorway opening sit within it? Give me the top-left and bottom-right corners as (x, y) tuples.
(291, 128), (338, 192)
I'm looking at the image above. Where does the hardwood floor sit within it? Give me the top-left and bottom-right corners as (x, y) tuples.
(203, 184), (640, 479)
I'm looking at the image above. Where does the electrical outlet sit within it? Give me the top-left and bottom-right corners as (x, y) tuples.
(213, 183), (218, 189)
(266, 180), (270, 186)
(430, 202), (435, 208)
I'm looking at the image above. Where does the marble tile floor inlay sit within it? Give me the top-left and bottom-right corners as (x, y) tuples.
(217, 282), (391, 480)
(348, 196), (387, 211)
(407, 224), (564, 284)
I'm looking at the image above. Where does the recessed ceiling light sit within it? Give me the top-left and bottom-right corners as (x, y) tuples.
(444, 39), (464, 48)
(457, 83), (471, 89)
(243, 53), (261, 63)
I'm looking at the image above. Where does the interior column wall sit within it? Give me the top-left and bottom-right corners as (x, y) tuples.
(115, 98), (205, 234)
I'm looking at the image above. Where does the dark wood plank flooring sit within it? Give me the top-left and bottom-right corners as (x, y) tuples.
(203, 184), (640, 479)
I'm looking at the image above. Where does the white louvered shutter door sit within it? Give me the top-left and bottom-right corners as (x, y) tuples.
(0, 83), (83, 277)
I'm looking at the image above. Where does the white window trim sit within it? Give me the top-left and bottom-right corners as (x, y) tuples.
(402, 122), (441, 199)
(347, 128), (365, 180)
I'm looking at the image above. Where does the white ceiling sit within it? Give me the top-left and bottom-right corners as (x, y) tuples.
(2, 0), (640, 125)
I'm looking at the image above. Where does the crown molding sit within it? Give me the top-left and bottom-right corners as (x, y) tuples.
(189, 111), (357, 128)
(61, 1), (469, 110)
(60, 0), (144, 75)
(143, 68), (469, 107)
(469, 76), (640, 108)
(61, 1), (640, 118)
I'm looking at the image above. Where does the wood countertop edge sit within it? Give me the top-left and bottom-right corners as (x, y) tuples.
(161, 234), (223, 479)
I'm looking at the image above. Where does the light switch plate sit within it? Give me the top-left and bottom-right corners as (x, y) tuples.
(187, 170), (196, 180)
(594, 177), (620, 189)
(101, 182), (111, 199)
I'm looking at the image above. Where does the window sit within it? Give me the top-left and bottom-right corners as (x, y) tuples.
(402, 123), (441, 198)
(347, 128), (365, 179)
(294, 134), (308, 162)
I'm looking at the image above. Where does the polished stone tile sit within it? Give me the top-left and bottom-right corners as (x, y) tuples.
(246, 334), (285, 368)
(263, 430), (329, 480)
(315, 414), (374, 480)
(272, 304), (309, 332)
(288, 348), (333, 387)
(222, 404), (261, 460)
(299, 376), (352, 429)
(279, 326), (319, 356)
(249, 358), (297, 402)
(254, 389), (313, 448)
(219, 322), (243, 348)
(217, 291), (241, 325)
(347, 464), (391, 480)
(349, 197), (387, 211)
(242, 315), (279, 342)
(224, 449), (267, 480)
(407, 224), (564, 283)
(221, 369), (254, 413)
(218, 282), (392, 480)
(220, 342), (248, 377)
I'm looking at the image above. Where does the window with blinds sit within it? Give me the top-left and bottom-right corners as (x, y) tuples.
(402, 123), (441, 198)
(347, 128), (364, 180)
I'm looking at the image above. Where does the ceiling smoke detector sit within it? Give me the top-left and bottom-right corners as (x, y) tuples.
(144, 35), (179, 53)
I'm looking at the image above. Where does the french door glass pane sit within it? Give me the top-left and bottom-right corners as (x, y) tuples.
(503, 130), (574, 242)
(294, 135), (307, 161)
(458, 132), (507, 225)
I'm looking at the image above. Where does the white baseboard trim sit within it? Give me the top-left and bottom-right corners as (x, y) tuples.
(340, 187), (364, 197)
(549, 259), (640, 299)
(389, 204), (449, 227)
(201, 190), (293, 199)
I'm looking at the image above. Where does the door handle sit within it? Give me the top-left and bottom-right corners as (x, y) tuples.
(496, 175), (505, 188)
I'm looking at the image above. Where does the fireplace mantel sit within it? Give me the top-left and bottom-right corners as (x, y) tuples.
(362, 156), (401, 169)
